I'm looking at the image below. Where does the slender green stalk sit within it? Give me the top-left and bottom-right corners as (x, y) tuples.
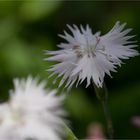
(65, 124), (78, 140)
(93, 83), (114, 139)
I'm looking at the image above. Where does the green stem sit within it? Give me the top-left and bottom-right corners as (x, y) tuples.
(93, 83), (114, 139)
(65, 124), (78, 140)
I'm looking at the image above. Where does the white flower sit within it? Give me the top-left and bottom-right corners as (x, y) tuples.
(0, 77), (66, 140)
(46, 21), (139, 89)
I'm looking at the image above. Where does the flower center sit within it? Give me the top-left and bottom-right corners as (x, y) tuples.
(73, 37), (105, 58)
(10, 108), (26, 127)
(12, 110), (23, 122)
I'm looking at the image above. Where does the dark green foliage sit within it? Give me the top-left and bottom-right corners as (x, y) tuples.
(0, 1), (140, 139)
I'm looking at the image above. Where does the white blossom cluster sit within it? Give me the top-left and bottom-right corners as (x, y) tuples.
(0, 77), (66, 140)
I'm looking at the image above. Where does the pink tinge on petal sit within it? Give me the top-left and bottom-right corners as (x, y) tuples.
(131, 116), (140, 128)
(86, 123), (106, 140)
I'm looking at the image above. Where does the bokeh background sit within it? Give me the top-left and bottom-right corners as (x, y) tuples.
(0, 1), (140, 139)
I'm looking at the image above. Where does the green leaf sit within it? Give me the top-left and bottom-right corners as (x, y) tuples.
(65, 124), (78, 140)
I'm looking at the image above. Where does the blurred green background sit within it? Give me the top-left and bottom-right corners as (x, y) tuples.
(0, 1), (140, 139)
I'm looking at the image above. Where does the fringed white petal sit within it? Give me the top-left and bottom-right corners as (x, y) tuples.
(46, 22), (139, 89)
(0, 77), (66, 140)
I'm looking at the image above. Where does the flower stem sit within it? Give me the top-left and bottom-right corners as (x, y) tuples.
(93, 83), (114, 139)
(65, 124), (79, 140)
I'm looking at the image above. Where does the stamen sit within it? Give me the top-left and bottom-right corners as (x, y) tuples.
(95, 36), (100, 48)
(73, 37), (105, 59)
(73, 45), (83, 58)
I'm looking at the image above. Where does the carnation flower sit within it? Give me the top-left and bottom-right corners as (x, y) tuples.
(46, 21), (139, 89)
(0, 77), (66, 140)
